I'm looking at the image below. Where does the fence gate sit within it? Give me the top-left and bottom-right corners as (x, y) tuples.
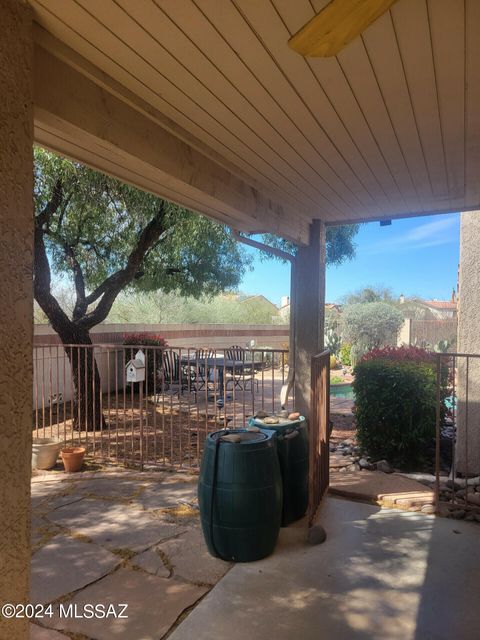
(308, 349), (330, 526)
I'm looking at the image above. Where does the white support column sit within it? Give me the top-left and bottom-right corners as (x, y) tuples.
(0, 2), (34, 638)
(457, 211), (480, 475)
(293, 220), (327, 419)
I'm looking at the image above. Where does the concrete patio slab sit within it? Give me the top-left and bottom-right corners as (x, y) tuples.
(30, 534), (120, 604)
(169, 497), (480, 640)
(48, 567), (208, 640)
(157, 526), (232, 585)
(46, 498), (184, 551)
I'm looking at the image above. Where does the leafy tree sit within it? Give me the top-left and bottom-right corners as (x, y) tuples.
(342, 285), (394, 305)
(341, 302), (404, 361)
(34, 148), (360, 430)
(260, 224), (360, 266)
(342, 285), (435, 320)
(34, 148), (248, 429)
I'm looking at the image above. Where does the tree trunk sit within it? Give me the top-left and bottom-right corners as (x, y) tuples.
(56, 324), (106, 432)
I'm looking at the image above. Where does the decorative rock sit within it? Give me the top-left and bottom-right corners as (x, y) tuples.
(288, 412), (300, 420)
(466, 476), (480, 486)
(277, 410), (289, 419)
(465, 492), (480, 506)
(375, 460), (393, 474)
(255, 410), (269, 419)
(306, 524), (327, 545)
(421, 504), (436, 515)
(263, 416), (279, 425)
(446, 479), (465, 490)
(358, 458), (371, 470)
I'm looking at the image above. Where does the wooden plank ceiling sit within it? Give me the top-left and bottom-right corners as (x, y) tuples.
(30, 0), (478, 231)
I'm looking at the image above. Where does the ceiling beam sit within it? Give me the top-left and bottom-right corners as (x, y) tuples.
(33, 44), (310, 245)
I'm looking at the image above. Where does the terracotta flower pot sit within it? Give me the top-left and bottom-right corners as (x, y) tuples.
(61, 447), (86, 473)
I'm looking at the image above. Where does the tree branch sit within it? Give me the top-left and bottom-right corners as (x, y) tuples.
(36, 179), (63, 228)
(79, 203), (167, 329)
(34, 223), (71, 335)
(63, 244), (88, 322)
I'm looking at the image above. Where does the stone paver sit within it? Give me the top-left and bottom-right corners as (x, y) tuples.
(31, 482), (78, 511)
(46, 498), (184, 551)
(30, 624), (69, 639)
(74, 477), (149, 500)
(49, 567), (208, 640)
(131, 547), (171, 577)
(31, 534), (120, 604)
(157, 527), (231, 585)
(137, 481), (198, 510)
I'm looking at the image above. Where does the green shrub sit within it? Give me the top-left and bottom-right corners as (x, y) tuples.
(353, 359), (437, 469)
(339, 343), (352, 366)
(342, 302), (404, 352)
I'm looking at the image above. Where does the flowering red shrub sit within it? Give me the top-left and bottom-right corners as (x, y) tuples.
(123, 333), (168, 348)
(361, 345), (435, 364)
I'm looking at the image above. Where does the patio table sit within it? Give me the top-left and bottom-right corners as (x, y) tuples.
(181, 355), (248, 407)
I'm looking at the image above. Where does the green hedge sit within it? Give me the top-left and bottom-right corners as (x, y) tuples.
(353, 359), (437, 469)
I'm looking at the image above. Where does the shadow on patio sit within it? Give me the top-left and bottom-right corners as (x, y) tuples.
(168, 496), (480, 640)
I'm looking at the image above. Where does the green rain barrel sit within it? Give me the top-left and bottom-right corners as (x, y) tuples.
(249, 415), (309, 527)
(198, 429), (282, 562)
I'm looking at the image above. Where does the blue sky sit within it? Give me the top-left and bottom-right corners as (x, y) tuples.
(239, 213), (460, 305)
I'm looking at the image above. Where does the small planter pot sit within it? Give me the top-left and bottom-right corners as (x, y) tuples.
(61, 447), (86, 473)
(32, 438), (62, 470)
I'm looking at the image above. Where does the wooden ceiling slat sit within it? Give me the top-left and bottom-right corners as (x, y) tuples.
(465, 0), (480, 208)
(31, 0), (326, 217)
(108, 0), (355, 217)
(68, 0), (336, 212)
(359, 10), (429, 210)
(427, 0), (465, 207)
(29, 0), (480, 227)
(273, 0), (406, 212)
(221, 0), (385, 216)
(390, 0), (449, 199)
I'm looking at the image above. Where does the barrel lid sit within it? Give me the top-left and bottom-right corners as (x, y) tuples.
(249, 415), (306, 429)
(210, 429), (269, 444)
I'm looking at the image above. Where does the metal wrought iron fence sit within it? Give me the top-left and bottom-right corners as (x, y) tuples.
(308, 349), (330, 526)
(434, 352), (480, 514)
(33, 344), (291, 471)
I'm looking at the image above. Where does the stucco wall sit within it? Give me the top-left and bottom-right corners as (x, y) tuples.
(457, 211), (480, 475)
(34, 322), (289, 349)
(0, 1), (33, 638)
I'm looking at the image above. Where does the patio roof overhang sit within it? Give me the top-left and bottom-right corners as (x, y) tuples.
(30, 0), (480, 245)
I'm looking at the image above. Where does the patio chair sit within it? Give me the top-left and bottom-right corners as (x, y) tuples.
(194, 348), (216, 392)
(225, 345), (258, 392)
(159, 350), (196, 396)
